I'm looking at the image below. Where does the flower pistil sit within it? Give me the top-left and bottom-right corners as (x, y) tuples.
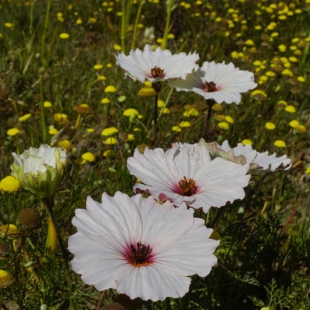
(125, 242), (154, 267)
(150, 66), (165, 79)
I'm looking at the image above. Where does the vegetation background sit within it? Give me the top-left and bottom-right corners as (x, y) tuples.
(0, 0), (309, 309)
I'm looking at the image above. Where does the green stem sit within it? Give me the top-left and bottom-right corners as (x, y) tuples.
(39, 74), (48, 143)
(131, 0), (145, 50)
(202, 99), (215, 140)
(41, 0), (51, 66)
(161, 0), (174, 50)
(29, 1), (34, 35)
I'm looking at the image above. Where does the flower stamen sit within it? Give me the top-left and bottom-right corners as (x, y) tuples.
(125, 242), (154, 267)
(150, 66), (165, 79)
(178, 176), (198, 196)
(203, 81), (217, 92)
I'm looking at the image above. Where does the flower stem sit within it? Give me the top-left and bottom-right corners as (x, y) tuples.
(40, 0), (51, 66)
(96, 290), (106, 310)
(39, 74), (48, 143)
(131, 0), (145, 50)
(161, 0), (174, 50)
(202, 99), (215, 140)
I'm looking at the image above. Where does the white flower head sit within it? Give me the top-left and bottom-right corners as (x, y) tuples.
(10, 144), (67, 198)
(115, 44), (199, 83)
(127, 143), (250, 213)
(68, 192), (219, 301)
(168, 61), (257, 104)
(200, 139), (292, 172)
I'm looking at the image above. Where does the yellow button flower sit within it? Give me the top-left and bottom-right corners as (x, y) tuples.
(19, 114), (31, 122)
(0, 270), (14, 288)
(0, 176), (20, 192)
(289, 120), (299, 128)
(105, 137), (117, 145)
(285, 105), (296, 113)
(59, 33), (70, 39)
(93, 64), (103, 70)
(274, 140), (286, 147)
(123, 109), (139, 117)
(82, 152), (95, 162)
(265, 122), (275, 130)
(101, 127), (119, 136)
(172, 126), (182, 132)
(101, 98), (110, 104)
(179, 121), (191, 128)
(217, 122), (229, 130)
(57, 139), (72, 150)
(7, 128), (20, 136)
(241, 139), (253, 146)
(104, 85), (117, 93)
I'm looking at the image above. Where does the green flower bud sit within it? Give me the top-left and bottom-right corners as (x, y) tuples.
(10, 145), (67, 198)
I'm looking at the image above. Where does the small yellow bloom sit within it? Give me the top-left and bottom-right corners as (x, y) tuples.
(74, 103), (91, 114)
(106, 63), (113, 68)
(212, 103), (223, 111)
(172, 126), (182, 132)
(245, 39), (255, 46)
(76, 18), (82, 24)
(0, 224), (20, 238)
(4, 23), (14, 28)
(118, 96), (126, 102)
(7, 128), (20, 136)
(138, 86), (156, 96)
(59, 33), (70, 39)
(281, 69), (293, 77)
(44, 101), (53, 108)
(297, 76), (306, 83)
(105, 137), (117, 145)
(101, 127), (119, 136)
(101, 98), (110, 104)
(265, 122), (276, 130)
(123, 109), (139, 117)
(103, 150), (116, 158)
(88, 17), (97, 23)
(288, 56), (298, 63)
(54, 113), (69, 125)
(289, 120), (299, 128)
(250, 90), (267, 99)
(179, 121), (191, 128)
(49, 127), (58, 135)
(161, 108), (170, 114)
(285, 105), (296, 113)
(183, 108), (199, 117)
(274, 140), (286, 147)
(277, 100), (287, 108)
(225, 116), (234, 124)
(278, 44), (286, 52)
(0, 270), (14, 288)
(265, 71), (276, 77)
(19, 113), (31, 122)
(306, 166), (310, 174)
(46, 217), (57, 251)
(167, 33), (175, 39)
(82, 152), (95, 162)
(93, 64), (103, 70)
(87, 128), (95, 133)
(114, 44), (122, 51)
(104, 85), (117, 93)
(0, 176), (20, 192)
(98, 75), (106, 80)
(128, 134), (135, 141)
(241, 139), (253, 146)
(295, 125), (307, 133)
(217, 122), (230, 130)
(57, 139), (72, 150)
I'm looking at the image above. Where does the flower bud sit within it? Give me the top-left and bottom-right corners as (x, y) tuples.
(10, 145), (67, 198)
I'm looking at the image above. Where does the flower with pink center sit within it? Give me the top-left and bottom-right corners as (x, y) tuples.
(68, 192), (219, 301)
(168, 61), (257, 104)
(127, 143), (250, 212)
(115, 44), (199, 83)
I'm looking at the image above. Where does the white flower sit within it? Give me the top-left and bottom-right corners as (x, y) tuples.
(10, 144), (67, 198)
(68, 192), (219, 301)
(115, 44), (199, 83)
(201, 139), (291, 172)
(168, 61), (257, 104)
(127, 143), (250, 212)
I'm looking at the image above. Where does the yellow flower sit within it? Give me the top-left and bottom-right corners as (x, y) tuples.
(297, 76), (306, 82)
(114, 44), (122, 51)
(76, 18), (82, 24)
(0, 224), (20, 238)
(118, 96), (126, 102)
(306, 166), (310, 174)
(105, 137), (117, 145)
(82, 152), (95, 162)
(59, 33), (70, 39)
(128, 134), (135, 141)
(104, 85), (117, 93)
(49, 127), (58, 135)
(0, 270), (14, 288)
(98, 75), (106, 80)
(183, 108), (199, 117)
(46, 217), (57, 251)
(278, 44), (286, 52)
(87, 128), (95, 133)
(7, 128), (20, 136)
(217, 122), (230, 130)
(212, 103), (223, 111)
(101, 127), (119, 136)
(241, 139), (253, 146)
(265, 122), (276, 130)
(289, 120), (299, 128)
(103, 150), (116, 158)
(54, 113), (69, 125)
(93, 64), (103, 70)
(285, 105), (296, 113)
(179, 121), (191, 128)
(57, 139), (72, 150)
(250, 90), (267, 99)
(245, 39), (254, 46)
(277, 100), (287, 108)
(4, 23), (14, 28)
(0, 176), (20, 192)
(44, 101), (53, 108)
(281, 69), (293, 77)
(288, 56), (298, 63)
(274, 140), (286, 147)
(225, 116), (234, 124)
(157, 100), (165, 108)
(172, 126), (182, 132)
(73, 103), (91, 114)
(106, 63), (113, 68)
(295, 125), (306, 133)
(101, 98), (110, 104)
(123, 109), (139, 117)
(138, 85), (156, 96)
(19, 113), (31, 122)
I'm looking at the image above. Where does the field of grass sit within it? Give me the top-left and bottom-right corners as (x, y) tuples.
(0, 0), (310, 309)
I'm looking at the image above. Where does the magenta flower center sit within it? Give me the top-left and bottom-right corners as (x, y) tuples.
(150, 66), (165, 79)
(178, 176), (198, 196)
(124, 242), (154, 267)
(203, 81), (217, 92)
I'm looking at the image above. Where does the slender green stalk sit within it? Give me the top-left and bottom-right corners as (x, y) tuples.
(158, 87), (173, 121)
(29, 1), (34, 35)
(39, 73), (48, 143)
(161, 0), (174, 50)
(121, 0), (132, 53)
(40, 0), (51, 65)
(131, 0), (145, 50)
(202, 99), (215, 140)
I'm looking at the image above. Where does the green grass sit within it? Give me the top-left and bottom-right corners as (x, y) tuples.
(0, 0), (310, 309)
